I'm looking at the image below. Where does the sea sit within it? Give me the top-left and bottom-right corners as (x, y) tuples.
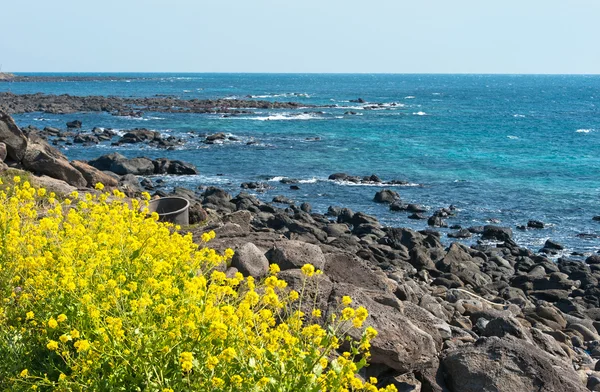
(1, 73), (599, 256)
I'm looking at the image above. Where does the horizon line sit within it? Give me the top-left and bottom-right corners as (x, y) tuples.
(2, 71), (600, 76)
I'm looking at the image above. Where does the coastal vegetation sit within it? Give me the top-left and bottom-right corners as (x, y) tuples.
(0, 177), (394, 391)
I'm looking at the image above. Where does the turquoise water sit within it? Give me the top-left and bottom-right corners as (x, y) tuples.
(2, 73), (599, 254)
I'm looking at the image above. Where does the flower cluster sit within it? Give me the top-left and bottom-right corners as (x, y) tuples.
(0, 177), (396, 391)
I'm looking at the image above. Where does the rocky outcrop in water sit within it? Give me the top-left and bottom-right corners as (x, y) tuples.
(0, 92), (315, 116)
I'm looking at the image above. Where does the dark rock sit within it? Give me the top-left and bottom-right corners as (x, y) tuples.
(153, 158), (198, 175)
(66, 120), (82, 129)
(119, 129), (161, 144)
(481, 225), (513, 241)
(448, 229), (472, 239)
(374, 189), (400, 204)
(428, 216), (448, 228)
(205, 132), (227, 142)
(544, 239), (564, 250)
(326, 206), (341, 216)
(406, 204), (427, 213)
(527, 220), (545, 229)
(188, 203), (208, 224)
(442, 336), (587, 392)
(272, 195), (294, 205)
(300, 202), (311, 213)
(118, 174), (143, 196)
(408, 213), (427, 220)
(328, 172), (349, 181)
(73, 133), (99, 144)
(0, 142), (6, 162)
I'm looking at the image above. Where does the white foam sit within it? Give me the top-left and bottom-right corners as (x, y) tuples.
(507, 135), (519, 139)
(576, 129), (594, 133)
(249, 93), (311, 99)
(413, 111), (428, 116)
(238, 113), (325, 121)
(183, 90), (191, 93)
(298, 178), (318, 184)
(267, 176), (287, 182)
(404, 96), (416, 99)
(513, 114), (526, 118)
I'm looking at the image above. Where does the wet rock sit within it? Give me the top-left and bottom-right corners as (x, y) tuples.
(205, 132), (227, 142)
(0, 142), (6, 162)
(481, 225), (513, 241)
(544, 239), (564, 250)
(73, 133), (99, 144)
(0, 110), (28, 161)
(119, 129), (161, 144)
(408, 213), (427, 220)
(231, 242), (269, 279)
(66, 120), (82, 129)
(272, 195), (294, 205)
(428, 216), (448, 228)
(153, 158), (198, 175)
(374, 189), (400, 204)
(527, 220), (545, 229)
(300, 202), (311, 213)
(448, 229), (472, 239)
(406, 204), (427, 213)
(442, 336), (587, 392)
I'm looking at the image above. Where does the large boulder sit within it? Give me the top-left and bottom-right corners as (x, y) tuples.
(231, 243), (269, 279)
(88, 153), (154, 175)
(70, 160), (118, 188)
(153, 158), (198, 175)
(328, 284), (439, 373)
(324, 252), (392, 292)
(22, 133), (86, 187)
(0, 110), (28, 161)
(374, 189), (400, 204)
(265, 240), (326, 270)
(441, 336), (587, 392)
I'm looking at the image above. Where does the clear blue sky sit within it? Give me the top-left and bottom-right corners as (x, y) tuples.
(2, 0), (599, 73)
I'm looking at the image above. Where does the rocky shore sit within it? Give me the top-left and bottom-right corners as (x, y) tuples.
(0, 92), (315, 116)
(2, 109), (600, 391)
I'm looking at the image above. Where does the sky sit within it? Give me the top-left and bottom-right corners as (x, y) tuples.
(1, 0), (599, 74)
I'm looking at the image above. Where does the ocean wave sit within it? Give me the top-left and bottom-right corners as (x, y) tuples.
(405, 96), (416, 99)
(576, 129), (595, 133)
(248, 93), (311, 99)
(330, 180), (421, 187)
(413, 111), (428, 116)
(507, 135), (519, 139)
(233, 113), (326, 121)
(513, 114), (526, 118)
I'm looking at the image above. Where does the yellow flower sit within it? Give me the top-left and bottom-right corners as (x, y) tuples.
(46, 340), (59, 351)
(57, 314), (67, 323)
(26, 311), (34, 320)
(74, 339), (91, 352)
(19, 369), (28, 378)
(212, 377), (225, 388)
(301, 263), (315, 277)
(257, 377), (271, 387)
(13, 176), (21, 183)
(269, 264), (280, 275)
(341, 296), (352, 306)
(47, 318), (58, 329)
(58, 373), (67, 381)
(95, 182), (105, 190)
(59, 334), (71, 343)
(70, 329), (80, 339)
(312, 309), (322, 318)
(289, 290), (299, 301)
